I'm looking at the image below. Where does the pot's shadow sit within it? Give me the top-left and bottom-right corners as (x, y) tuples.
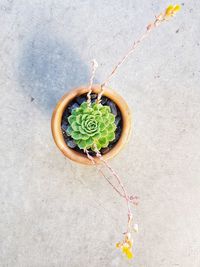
(18, 30), (92, 115)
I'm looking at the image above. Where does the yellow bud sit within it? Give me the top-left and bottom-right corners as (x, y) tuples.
(116, 242), (121, 248)
(173, 5), (181, 13)
(126, 250), (133, 259)
(165, 5), (174, 16)
(165, 4), (181, 18)
(122, 247), (133, 259)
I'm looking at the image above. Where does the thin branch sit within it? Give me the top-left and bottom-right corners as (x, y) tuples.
(87, 59), (98, 106)
(84, 149), (125, 198)
(95, 151), (133, 232)
(98, 8), (180, 101)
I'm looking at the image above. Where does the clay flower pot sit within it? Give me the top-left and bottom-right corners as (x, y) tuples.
(51, 85), (131, 165)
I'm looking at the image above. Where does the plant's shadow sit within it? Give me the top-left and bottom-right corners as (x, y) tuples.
(18, 30), (91, 115)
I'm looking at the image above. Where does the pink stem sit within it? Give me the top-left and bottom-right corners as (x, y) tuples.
(98, 14), (167, 100)
(87, 59), (98, 105)
(96, 152), (133, 231)
(85, 150), (125, 198)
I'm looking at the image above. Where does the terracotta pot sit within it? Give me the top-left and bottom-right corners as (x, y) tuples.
(51, 85), (131, 165)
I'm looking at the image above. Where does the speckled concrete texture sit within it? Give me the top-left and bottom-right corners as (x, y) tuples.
(0, 1), (200, 266)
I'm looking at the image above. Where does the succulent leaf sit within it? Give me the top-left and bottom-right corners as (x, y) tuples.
(66, 126), (73, 136)
(66, 101), (117, 150)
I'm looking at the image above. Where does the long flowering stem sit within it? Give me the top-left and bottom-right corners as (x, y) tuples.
(95, 151), (134, 233)
(84, 149), (125, 198)
(84, 5), (181, 260)
(97, 4), (181, 102)
(85, 149), (138, 238)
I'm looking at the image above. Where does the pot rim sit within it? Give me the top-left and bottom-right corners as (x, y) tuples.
(51, 84), (132, 165)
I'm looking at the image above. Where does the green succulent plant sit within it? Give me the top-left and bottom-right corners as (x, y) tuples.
(66, 102), (117, 151)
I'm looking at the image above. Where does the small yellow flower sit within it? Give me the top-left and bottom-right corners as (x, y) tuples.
(165, 4), (174, 15)
(165, 4), (181, 17)
(173, 5), (181, 12)
(122, 246), (134, 259)
(116, 234), (134, 260)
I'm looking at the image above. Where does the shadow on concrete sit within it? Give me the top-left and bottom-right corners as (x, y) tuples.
(18, 30), (90, 115)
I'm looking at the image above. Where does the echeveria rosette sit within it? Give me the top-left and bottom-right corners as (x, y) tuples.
(66, 102), (116, 151)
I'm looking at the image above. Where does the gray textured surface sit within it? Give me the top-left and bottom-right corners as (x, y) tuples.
(1, 1), (200, 266)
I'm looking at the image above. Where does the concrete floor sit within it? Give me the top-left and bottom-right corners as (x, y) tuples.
(1, 0), (200, 266)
